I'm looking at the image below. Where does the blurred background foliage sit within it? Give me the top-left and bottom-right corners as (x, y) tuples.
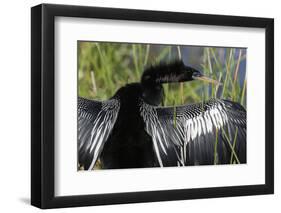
(78, 42), (246, 108)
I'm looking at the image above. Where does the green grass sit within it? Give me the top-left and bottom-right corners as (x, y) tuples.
(78, 41), (247, 166)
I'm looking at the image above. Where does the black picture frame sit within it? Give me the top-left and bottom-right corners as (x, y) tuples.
(31, 3), (274, 209)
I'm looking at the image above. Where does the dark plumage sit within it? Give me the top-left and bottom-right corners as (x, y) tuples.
(78, 61), (246, 170)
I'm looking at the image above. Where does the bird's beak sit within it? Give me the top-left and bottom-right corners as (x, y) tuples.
(192, 72), (222, 86)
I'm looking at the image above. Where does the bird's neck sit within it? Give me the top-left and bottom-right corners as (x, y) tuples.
(141, 83), (163, 106)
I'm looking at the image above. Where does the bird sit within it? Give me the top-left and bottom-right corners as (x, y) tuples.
(78, 61), (246, 170)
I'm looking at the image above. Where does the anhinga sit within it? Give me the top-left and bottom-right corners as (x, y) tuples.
(78, 61), (246, 170)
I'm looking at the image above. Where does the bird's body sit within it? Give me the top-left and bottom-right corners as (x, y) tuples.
(100, 83), (157, 169)
(78, 61), (246, 170)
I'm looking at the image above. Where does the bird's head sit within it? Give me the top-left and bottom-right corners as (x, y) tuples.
(141, 60), (222, 86)
(140, 61), (221, 105)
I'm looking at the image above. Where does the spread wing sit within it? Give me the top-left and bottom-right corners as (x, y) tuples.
(78, 97), (120, 170)
(140, 99), (246, 167)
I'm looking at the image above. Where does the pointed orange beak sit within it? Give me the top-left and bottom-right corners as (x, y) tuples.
(193, 75), (222, 86)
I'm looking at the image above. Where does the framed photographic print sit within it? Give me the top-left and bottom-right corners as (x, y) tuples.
(31, 3), (274, 209)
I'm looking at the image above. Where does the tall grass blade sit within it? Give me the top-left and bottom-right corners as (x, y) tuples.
(230, 127), (239, 164)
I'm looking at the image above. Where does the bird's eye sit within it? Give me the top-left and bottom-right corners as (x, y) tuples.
(192, 71), (202, 77)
